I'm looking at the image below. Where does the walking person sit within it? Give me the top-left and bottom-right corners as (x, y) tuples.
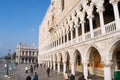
(33, 72), (38, 80)
(64, 71), (69, 80)
(47, 67), (50, 77)
(34, 64), (36, 70)
(81, 74), (85, 80)
(36, 63), (39, 69)
(26, 75), (31, 80)
(30, 65), (33, 75)
(25, 66), (28, 73)
(87, 75), (92, 80)
(70, 73), (75, 80)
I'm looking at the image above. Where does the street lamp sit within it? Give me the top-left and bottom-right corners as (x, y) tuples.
(4, 50), (11, 78)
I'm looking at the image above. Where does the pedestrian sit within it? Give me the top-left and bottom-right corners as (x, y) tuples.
(70, 74), (75, 80)
(33, 72), (38, 80)
(36, 63), (39, 69)
(81, 74), (85, 80)
(78, 75), (82, 80)
(34, 64), (36, 70)
(64, 71), (69, 80)
(87, 75), (92, 80)
(25, 66), (28, 73)
(47, 67), (50, 77)
(44, 64), (45, 68)
(30, 65), (33, 75)
(26, 75), (31, 80)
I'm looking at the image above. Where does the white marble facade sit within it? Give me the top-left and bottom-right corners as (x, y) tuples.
(16, 43), (38, 64)
(38, 0), (120, 80)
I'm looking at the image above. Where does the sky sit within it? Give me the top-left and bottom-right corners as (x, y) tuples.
(0, 0), (50, 56)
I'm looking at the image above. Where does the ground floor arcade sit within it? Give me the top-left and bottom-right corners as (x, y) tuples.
(39, 36), (120, 80)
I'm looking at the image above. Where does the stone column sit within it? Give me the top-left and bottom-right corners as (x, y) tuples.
(110, 0), (120, 30)
(57, 62), (60, 73)
(97, 7), (105, 34)
(55, 40), (57, 46)
(34, 59), (36, 63)
(53, 61), (56, 71)
(70, 61), (75, 75)
(31, 59), (32, 63)
(66, 31), (69, 42)
(20, 58), (22, 63)
(24, 58), (26, 63)
(70, 28), (73, 44)
(48, 61), (50, 68)
(87, 15), (94, 38)
(82, 62), (89, 80)
(80, 21), (85, 41)
(75, 24), (79, 42)
(27, 58), (29, 63)
(63, 34), (65, 44)
(46, 61), (47, 67)
(50, 61), (53, 69)
(104, 61), (112, 80)
(63, 29), (65, 44)
(63, 62), (67, 74)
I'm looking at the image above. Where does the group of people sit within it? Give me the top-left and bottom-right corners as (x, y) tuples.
(64, 72), (75, 80)
(26, 72), (38, 80)
(25, 64), (91, 80)
(25, 64), (39, 80)
(64, 72), (91, 80)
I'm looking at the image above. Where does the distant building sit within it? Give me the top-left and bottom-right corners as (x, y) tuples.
(38, 0), (120, 80)
(16, 43), (38, 64)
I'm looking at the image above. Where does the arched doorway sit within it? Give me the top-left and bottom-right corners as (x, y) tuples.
(89, 47), (103, 76)
(57, 53), (63, 72)
(111, 41), (120, 79)
(54, 54), (57, 70)
(66, 52), (70, 73)
(74, 50), (82, 75)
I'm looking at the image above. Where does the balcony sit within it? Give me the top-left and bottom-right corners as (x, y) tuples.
(43, 20), (120, 54)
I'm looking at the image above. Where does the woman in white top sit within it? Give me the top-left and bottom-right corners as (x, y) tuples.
(25, 66), (28, 73)
(64, 71), (69, 80)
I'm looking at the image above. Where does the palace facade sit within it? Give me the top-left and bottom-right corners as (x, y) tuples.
(16, 43), (38, 64)
(38, 0), (120, 80)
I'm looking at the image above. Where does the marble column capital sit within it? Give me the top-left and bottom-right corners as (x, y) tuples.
(70, 61), (75, 64)
(110, 0), (119, 4)
(97, 7), (105, 13)
(87, 15), (94, 20)
(74, 23), (80, 28)
(103, 60), (113, 67)
(82, 61), (89, 66)
(80, 20), (85, 24)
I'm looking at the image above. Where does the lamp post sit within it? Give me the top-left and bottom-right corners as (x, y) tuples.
(4, 50), (11, 78)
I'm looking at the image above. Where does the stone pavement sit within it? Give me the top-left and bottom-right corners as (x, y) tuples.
(0, 59), (6, 80)
(1, 64), (104, 80)
(9, 64), (64, 80)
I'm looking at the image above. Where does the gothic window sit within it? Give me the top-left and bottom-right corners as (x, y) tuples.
(85, 18), (90, 33)
(26, 51), (28, 55)
(33, 52), (34, 55)
(65, 34), (67, 42)
(29, 51), (31, 56)
(77, 55), (81, 66)
(73, 28), (75, 38)
(104, 0), (114, 24)
(68, 32), (71, 40)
